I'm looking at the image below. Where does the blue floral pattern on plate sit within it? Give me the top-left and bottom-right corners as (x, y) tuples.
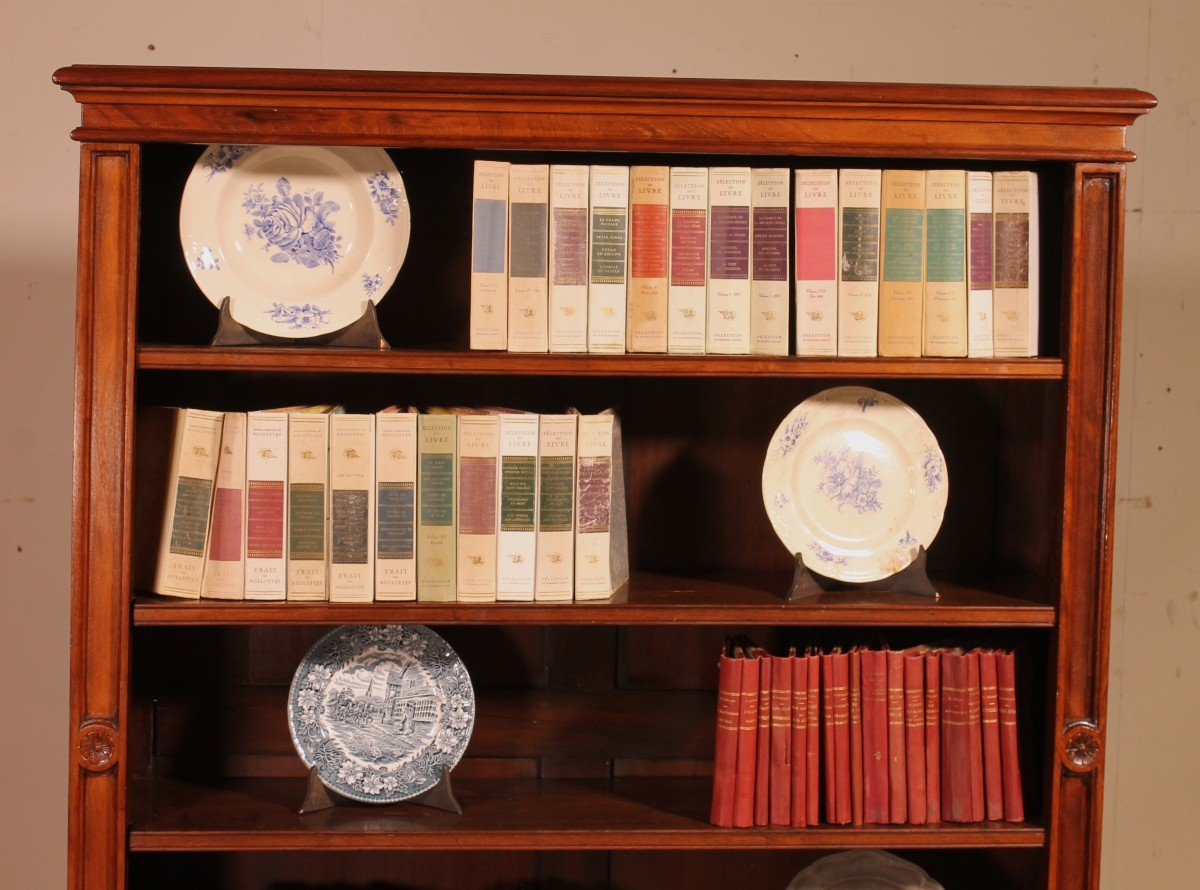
(265, 302), (333, 331)
(368, 172), (402, 225)
(202, 144), (252, 179)
(857, 394), (879, 412)
(814, 445), (883, 513)
(362, 273), (383, 298)
(808, 541), (849, 567)
(243, 177), (343, 270)
(923, 446), (944, 493)
(778, 414), (808, 456)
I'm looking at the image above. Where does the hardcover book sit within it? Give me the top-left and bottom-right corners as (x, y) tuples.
(507, 164), (550, 353)
(966, 650), (986, 821)
(470, 159), (509, 350)
(940, 650), (973, 822)
(417, 412), (457, 602)
(534, 413), (577, 602)
(904, 648), (928, 824)
(979, 649), (1005, 821)
(993, 171), (1040, 357)
(328, 413), (375, 603)
(861, 647), (889, 824)
(587, 165), (630, 353)
(878, 169), (926, 357)
(286, 410), (332, 602)
(548, 164), (590, 353)
(754, 648), (772, 826)
(496, 412), (539, 602)
(667, 167), (708, 354)
(849, 648), (865, 825)
(831, 649), (852, 824)
(733, 647), (759, 828)
(789, 650), (808, 827)
(794, 169), (838, 356)
(923, 169), (969, 356)
(243, 410), (288, 601)
(967, 171), (995, 358)
(627, 165), (670, 353)
(997, 650), (1026, 821)
(750, 168), (790, 356)
(706, 167), (752, 354)
(374, 408), (417, 602)
(886, 649), (908, 823)
(456, 413), (500, 602)
(806, 650), (821, 825)
(201, 411), (246, 600)
(711, 647), (743, 827)
(837, 168), (882, 356)
(925, 649), (942, 823)
(573, 410), (629, 600)
(769, 652), (792, 826)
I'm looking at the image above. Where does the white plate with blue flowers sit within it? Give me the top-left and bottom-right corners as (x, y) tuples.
(762, 386), (948, 583)
(180, 145), (410, 337)
(288, 625), (474, 804)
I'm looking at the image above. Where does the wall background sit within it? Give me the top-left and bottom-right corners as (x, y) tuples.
(2, 2), (1194, 886)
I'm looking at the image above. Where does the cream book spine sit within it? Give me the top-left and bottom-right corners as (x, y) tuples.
(967, 171), (995, 358)
(794, 170), (839, 356)
(535, 413), (577, 602)
(923, 169), (969, 357)
(667, 167), (708, 354)
(496, 413), (539, 602)
(992, 171), (1039, 357)
(507, 163), (549, 353)
(574, 413), (617, 600)
(243, 410), (288, 601)
(286, 412), (330, 602)
(417, 413), (457, 602)
(878, 169), (926, 357)
(706, 167), (752, 354)
(328, 413), (375, 603)
(587, 165), (630, 353)
(374, 410), (417, 602)
(470, 159), (509, 350)
(837, 168), (882, 356)
(627, 165), (670, 353)
(548, 164), (589, 353)
(201, 411), (247, 600)
(750, 168), (790, 356)
(456, 413), (500, 603)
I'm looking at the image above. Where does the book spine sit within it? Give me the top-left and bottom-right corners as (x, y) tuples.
(769, 654), (792, 826)
(417, 413), (457, 602)
(244, 411), (288, 601)
(374, 412), (417, 602)
(966, 650), (986, 821)
(470, 159), (509, 349)
(328, 414), (375, 603)
(790, 654), (808, 827)
(710, 652), (742, 827)
(821, 652), (837, 822)
(574, 413), (616, 600)
(832, 650), (852, 824)
(861, 648), (889, 824)
(979, 649), (1005, 821)
(548, 165), (590, 353)
(750, 168), (790, 355)
(837, 168), (881, 356)
(456, 414), (500, 603)
(201, 412), (246, 600)
(967, 171), (995, 357)
(754, 653), (772, 825)
(924, 650), (942, 823)
(286, 412), (329, 602)
(806, 652), (820, 825)
(706, 167), (752, 354)
(627, 165), (670, 353)
(904, 650), (928, 824)
(588, 165), (629, 353)
(997, 650), (1025, 821)
(941, 651), (971, 822)
(733, 652), (759, 828)
(923, 169), (968, 356)
(794, 169), (838, 356)
(849, 648), (864, 825)
(993, 171), (1039, 357)
(496, 414), (539, 602)
(667, 167), (707, 354)
(534, 414), (577, 602)
(878, 169), (926, 357)
(886, 649), (908, 823)
(507, 164), (550, 353)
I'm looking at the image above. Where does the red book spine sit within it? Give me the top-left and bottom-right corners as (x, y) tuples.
(790, 654), (808, 827)
(979, 650), (1004, 821)
(733, 652), (759, 828)
(966, 650), (985, 821)
(754, 652), (772, 826)
(924, 651), (941, 823)
(860, 649), (889, 823)
(997, 650), (1025, 822)
(769, 655), (792, 826)
(806, 652), (821, 825)
(820, 652), (837, 822)
(886, 649), (908, 824)
(904, 650), (927, 824)
(710, 652), (742, 827)
(941, 651), (972, 822)
(849, 648), (864, 825)
(831, 650), (852, 824)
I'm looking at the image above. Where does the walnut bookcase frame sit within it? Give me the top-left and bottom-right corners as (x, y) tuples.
(56, 66), (1153, 890)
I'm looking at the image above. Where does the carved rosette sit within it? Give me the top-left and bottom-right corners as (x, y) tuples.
(77, 721), (118, 772)
(1061, 720), (1102, 774)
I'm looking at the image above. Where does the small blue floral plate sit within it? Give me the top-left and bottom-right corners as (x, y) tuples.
(288, 625), (475, 803)
(180, 145), (410, 337)
(762, 386), (948, 583)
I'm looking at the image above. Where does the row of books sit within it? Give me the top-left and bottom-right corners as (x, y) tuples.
(470, 161), (1039, 358)
(134, 406), (627, 603)
(710, 640), (1025, 829)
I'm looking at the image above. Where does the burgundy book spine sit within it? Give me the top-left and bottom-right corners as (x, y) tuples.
(886, 649), (908, 824)
(997, 650), (1026, 822)
(966, 650), (985, 821)
(904, 649), (928, 824)
(733, 652), (759, 828)
(754, 652), (772, 826)
(710, 652), (742, 827)
(790, 654), (808, 827)
(769, 654), (792, 826)
(820, 651), (837, 822)
(806, 652), (821, 825)
(941, 651), (972, 822)
(924, 650), (941, 823)
(831, 650), (852, 824)
(978, 650), (1004, 821)
(860, 648), (889, 823)
(849, 648), (864, 825)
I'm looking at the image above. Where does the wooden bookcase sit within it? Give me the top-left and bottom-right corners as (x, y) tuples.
(55, 66), (1154, 890)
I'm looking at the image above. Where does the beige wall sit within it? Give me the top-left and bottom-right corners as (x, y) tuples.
(2, 2), (1194, 886)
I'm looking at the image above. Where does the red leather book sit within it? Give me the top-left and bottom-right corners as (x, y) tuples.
(820, 651), (837, 822)
(790, 650), (808, 827)
(754, 649), (772, 826)
(806, 651), (821, 825)
(886, 649), (908, 824)
(831, 649), (852, 824)
(904, 648), (927, 824)
(940, 650), (972, 822)
(997, 650), (1026, 822)
(849, 647), (864, 825)
(860, 648), (889, 823)
(733, 648), (759, 828)
(924, 650), (941, 823)
(710, 648), (742, 827)
(966, 650), (986, 821)
(978, 649), (1004, 821)
(769, 654), (792, 826)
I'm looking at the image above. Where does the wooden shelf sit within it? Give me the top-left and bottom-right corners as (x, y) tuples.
(129, 776), (1045, 852)
(137, 345), (1065, 380)
(133, 572), (1055, 627)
